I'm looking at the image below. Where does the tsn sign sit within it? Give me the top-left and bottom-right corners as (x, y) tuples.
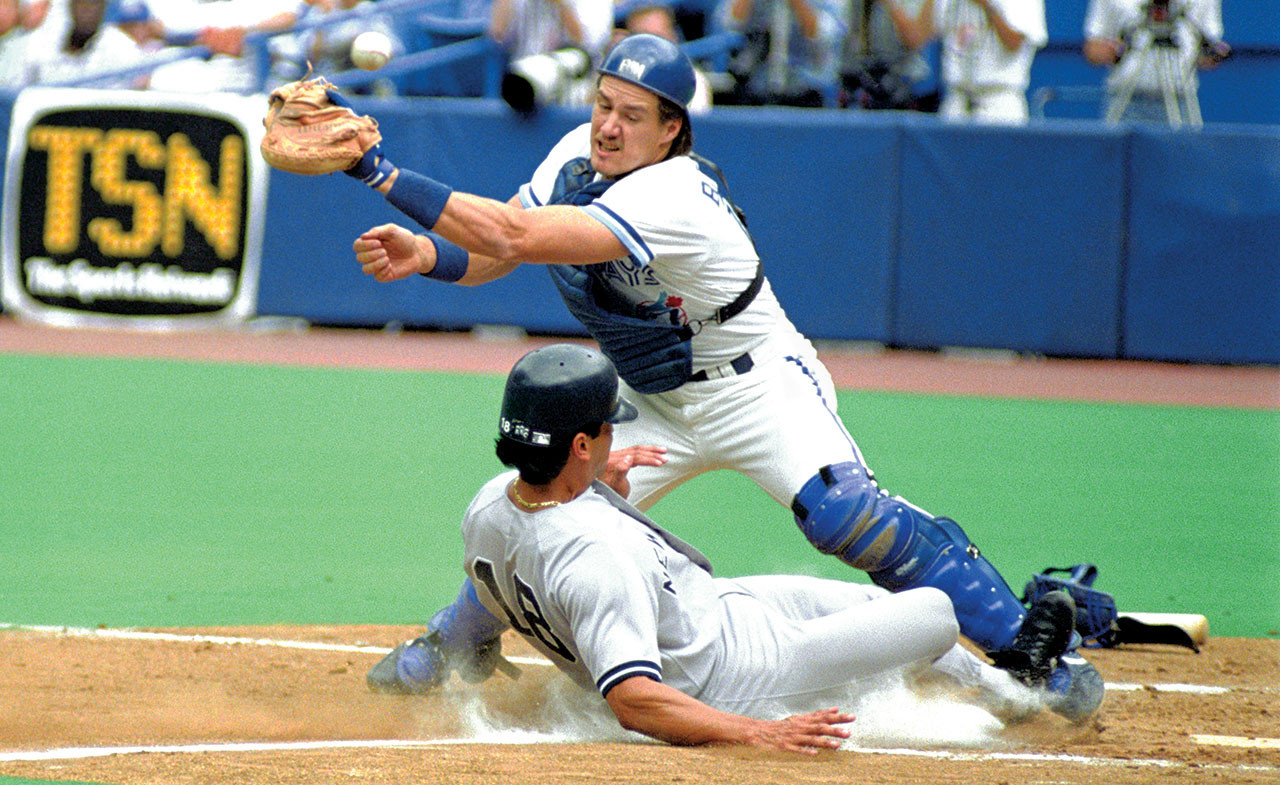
(2, 90), (268, 328)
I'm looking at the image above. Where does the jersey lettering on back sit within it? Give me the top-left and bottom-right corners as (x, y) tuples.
(642, 531), (677, 596)
(472, 557), (576, 663)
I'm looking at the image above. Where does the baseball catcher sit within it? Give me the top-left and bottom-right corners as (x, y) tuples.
(318, 33), (1103, 725)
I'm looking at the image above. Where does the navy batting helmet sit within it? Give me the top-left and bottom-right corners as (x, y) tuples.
(599, 33), (695, 110)
(499, 344), (638, 447)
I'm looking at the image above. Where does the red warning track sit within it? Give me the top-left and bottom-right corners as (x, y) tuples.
(0, 317), (1275, 409)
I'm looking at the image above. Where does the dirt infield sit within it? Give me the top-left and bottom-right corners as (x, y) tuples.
(1, 625), (1278, 785)
(2, 317), (1278, 784)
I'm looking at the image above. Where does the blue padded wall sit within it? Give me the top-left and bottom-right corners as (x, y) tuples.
(1124, 125), (1280, 364)
(895, 120), (1128, 358)
(4, 91), (1277, 364)
(257, 99), (584, 335)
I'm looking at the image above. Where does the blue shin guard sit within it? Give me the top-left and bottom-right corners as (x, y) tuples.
(368, 577), (510, 693)
(792, 462), (1025, 653)
(428, 578), (510, 680)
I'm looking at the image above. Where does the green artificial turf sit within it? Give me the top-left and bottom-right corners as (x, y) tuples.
(2, 353), (1275, 637)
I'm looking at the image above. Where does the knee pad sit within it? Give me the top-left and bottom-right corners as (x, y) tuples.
(792, 462), (1025, 652)
(790, 462), (924, 571)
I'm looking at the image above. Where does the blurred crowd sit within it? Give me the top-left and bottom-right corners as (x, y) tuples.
(0, 0), (1230, 125)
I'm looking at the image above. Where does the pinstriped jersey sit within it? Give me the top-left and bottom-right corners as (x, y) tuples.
(461, 470), (723, 699)
(518, 123), (805, 371)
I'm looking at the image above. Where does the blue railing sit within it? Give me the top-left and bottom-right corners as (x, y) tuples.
(9, 1), (745, 100)
(19, 0), (475, 94)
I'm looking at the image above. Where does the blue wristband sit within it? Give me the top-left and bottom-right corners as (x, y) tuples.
(422, 233), (468, 282)
(386, 169), (453, 231)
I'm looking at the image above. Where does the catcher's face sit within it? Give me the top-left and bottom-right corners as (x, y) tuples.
(590, 76), (680, 179)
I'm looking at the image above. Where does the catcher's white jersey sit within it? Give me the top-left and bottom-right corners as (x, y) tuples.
(520, 123), (805, 372)
(519, 125), (860, 511)
(461, 471), (965, 715)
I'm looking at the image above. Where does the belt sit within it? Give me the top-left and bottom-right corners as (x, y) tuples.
(689, 352), (754, 382)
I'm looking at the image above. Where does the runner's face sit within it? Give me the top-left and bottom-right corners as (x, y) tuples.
(588, 422), (613, 480)
(590, 76), (680, 178)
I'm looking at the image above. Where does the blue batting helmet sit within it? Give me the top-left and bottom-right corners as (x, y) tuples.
(499, 344), (638, 447)
(598, 33), (695, 110)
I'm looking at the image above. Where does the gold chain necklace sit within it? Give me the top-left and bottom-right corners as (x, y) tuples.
(509, 480), (561, 510)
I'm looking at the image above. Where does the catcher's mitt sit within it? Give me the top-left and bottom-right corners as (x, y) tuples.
(260, 75), (382, 176)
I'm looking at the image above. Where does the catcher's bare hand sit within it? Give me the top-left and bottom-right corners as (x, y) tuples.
(601, 444), (667, 498)
(745, 708), (854, 755)
(354, 224), (428, 282)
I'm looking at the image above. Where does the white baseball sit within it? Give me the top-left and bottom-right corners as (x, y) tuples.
(350, 31), (392, 71)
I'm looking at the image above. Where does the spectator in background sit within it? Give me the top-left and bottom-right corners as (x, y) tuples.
(841, 0), (936, 110)
(489, 0), (616, 107)
(877, 0), (1046, 123)
(618, 1), (712, 111)
(110, 0), (166, 50)
(0, 0), (19, 50)
(620, 0), (715, 40)
(269, 0), (405, 92)
(26, 0), (151, 87)
(716, 0), (847, 107)
(0, 0), (50, 87)
(1083, 0), (1227, 125)
(144, 0), (307, 93)
(489, 0), (614, 65)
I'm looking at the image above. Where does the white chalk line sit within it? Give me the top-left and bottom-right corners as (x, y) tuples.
(2, 738), (1277, 774)
(0, 623), (554, 665)
(1193, 734), (1280, 750)
(1, 624), (392, 655)
(1105, 681), (1230, 695)
(1, 623), (1241, 694)
(3, 623), (1276, 775)
(0, 739), (523, 763)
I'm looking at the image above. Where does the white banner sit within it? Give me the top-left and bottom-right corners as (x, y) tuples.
(2, 88), (269, 329)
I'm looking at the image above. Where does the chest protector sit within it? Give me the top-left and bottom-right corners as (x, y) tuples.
(545, 156), (760, 394)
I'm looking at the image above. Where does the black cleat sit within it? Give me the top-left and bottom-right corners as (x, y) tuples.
(989, 590), (1077, 687)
